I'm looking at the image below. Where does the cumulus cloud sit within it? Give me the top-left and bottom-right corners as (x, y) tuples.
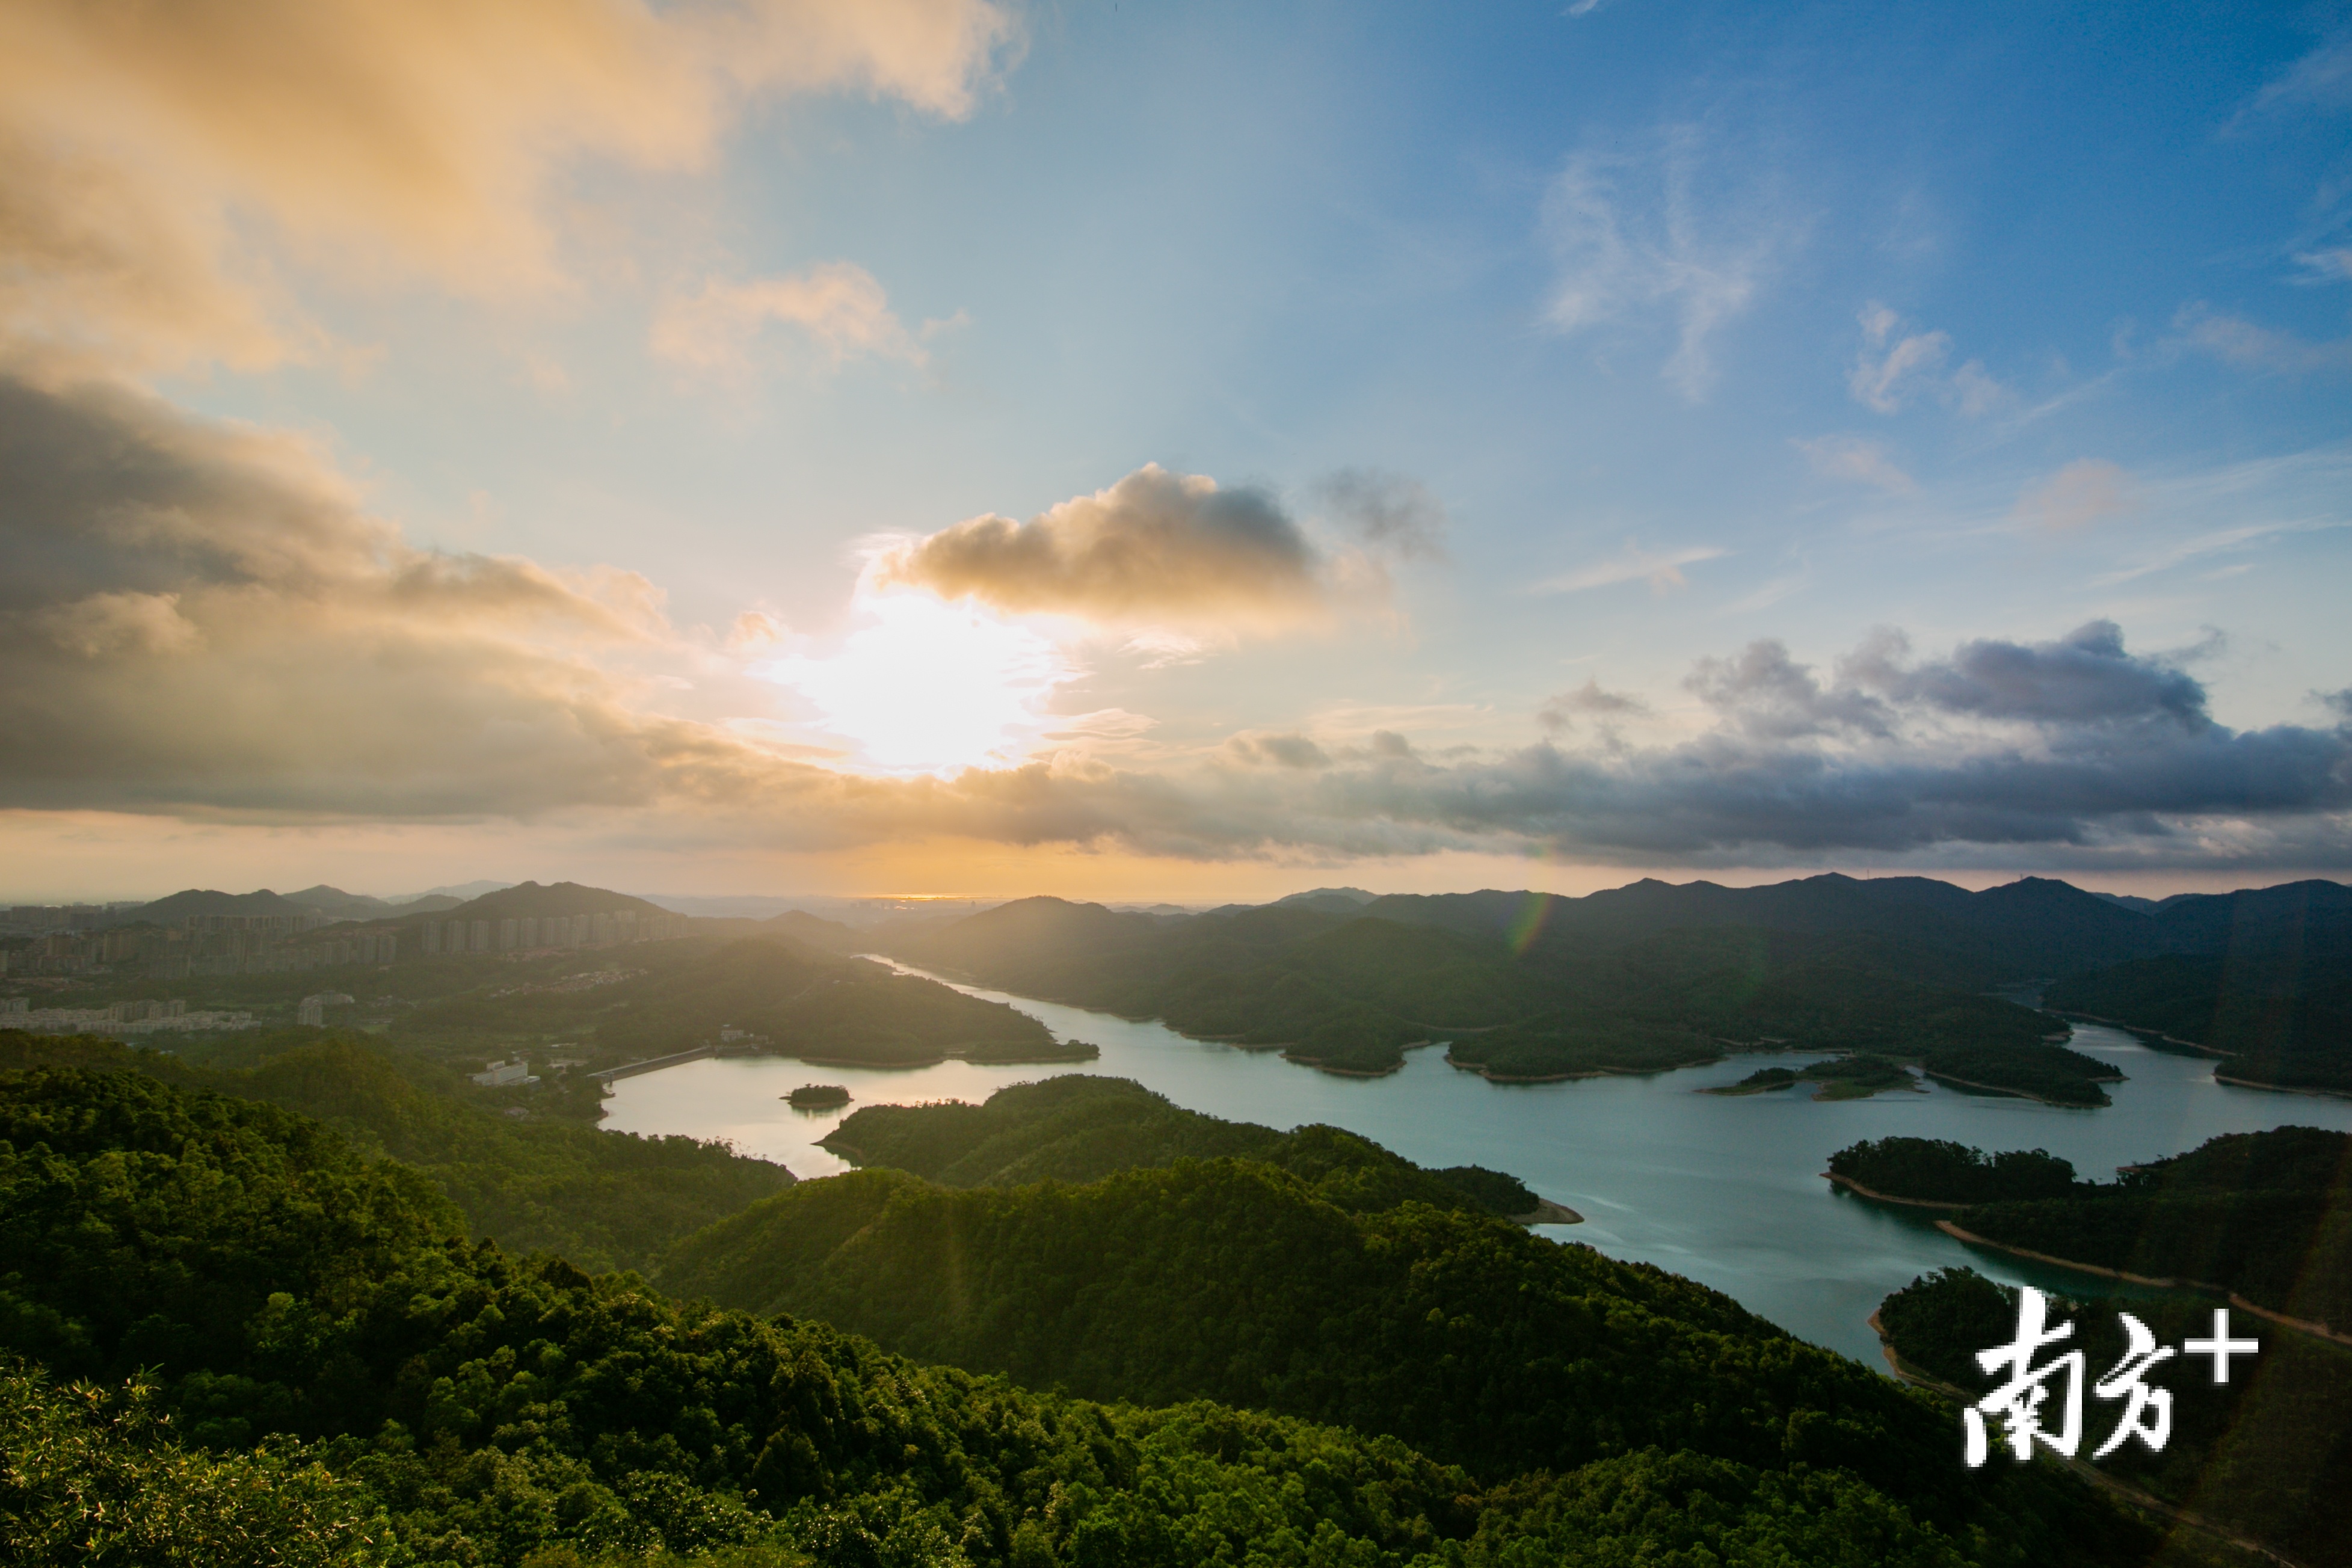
(1687, 641), (1894, 740)
(1542, 129), (1790, 401)
(0, 372), (724, 817)
(875, 464), (1355, 631)
(651, 262), (927, 378)
(2015, 459), (2135, 531)
(1793, 434), (1915, 493)
(7, 413), (2350, 875)
(0, 0), (1014, 377)
(1844, 621), (2209, 727)
(1001, 622), (2352, 865)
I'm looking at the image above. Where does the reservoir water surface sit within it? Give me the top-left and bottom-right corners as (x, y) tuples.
(604, 962), (2352, 1365)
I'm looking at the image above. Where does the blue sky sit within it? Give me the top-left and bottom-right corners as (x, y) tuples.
(2, 0), (2348, 900)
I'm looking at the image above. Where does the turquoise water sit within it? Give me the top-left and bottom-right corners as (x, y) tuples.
(602, 964), (2352, 1366)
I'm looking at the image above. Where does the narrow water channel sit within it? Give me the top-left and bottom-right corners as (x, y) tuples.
(604, 965), (2352, 1364)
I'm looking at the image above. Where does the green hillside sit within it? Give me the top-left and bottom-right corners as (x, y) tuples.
(0, 1031), (792, 1274)
(889, 902), (2096, 1097)
(1843, 1128), (2352, 1333)
(0, 1065), (2152, 1567)
(377, 932), (1084, 1073)
(1877, 1267), (2352, 1567)
(657, 1129), (2129, 1558)
(818, 1074), (1543, 1214)
(2045, 951), (2352, 1092)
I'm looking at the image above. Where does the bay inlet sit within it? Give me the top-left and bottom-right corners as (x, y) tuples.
(603, 962), (2352, 1365)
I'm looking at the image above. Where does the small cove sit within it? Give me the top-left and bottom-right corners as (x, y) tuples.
(603, 963), (2352, 1365)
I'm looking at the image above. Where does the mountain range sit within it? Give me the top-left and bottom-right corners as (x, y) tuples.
(877, 873), (2352, 1093)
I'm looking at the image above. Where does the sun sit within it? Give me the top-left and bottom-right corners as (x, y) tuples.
(754, 592), (1077, 773)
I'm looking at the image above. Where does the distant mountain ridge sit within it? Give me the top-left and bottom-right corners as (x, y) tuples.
(421, 880), (672, 923)
(114, 887), (322, 925)
(119, 885), (464, 926)
(875, 873), (2351, 1092)
(283, 884), (461, 918)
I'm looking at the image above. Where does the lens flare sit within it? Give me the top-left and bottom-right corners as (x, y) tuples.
(753, 592), (1078, 775)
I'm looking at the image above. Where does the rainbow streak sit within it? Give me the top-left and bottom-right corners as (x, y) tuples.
(1509, 891), (1554, 957)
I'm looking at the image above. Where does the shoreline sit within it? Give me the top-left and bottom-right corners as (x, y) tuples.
(1823, 1171), (1966, 1210)
(2048, 1009), (2228, 1057)
(1450, 1051), (1721, 1084)
(1933, 1221), (2352, 1348)
(1510, 1198), (1584, 1226)
(2214, 1072), (2352, 1102)
(1919, 1068), (2109, 1108)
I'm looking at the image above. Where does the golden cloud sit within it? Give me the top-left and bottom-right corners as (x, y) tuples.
(875, 464), (1340, 630)
(4, 380), (2347, 878)
(651, 262), (926, 378)
(0, 0), (1014, 377)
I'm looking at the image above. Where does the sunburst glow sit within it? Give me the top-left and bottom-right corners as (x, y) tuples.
(756, 592), (1077, 774)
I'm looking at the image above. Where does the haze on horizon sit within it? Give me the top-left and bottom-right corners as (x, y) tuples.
(2, 1), (2348, 906)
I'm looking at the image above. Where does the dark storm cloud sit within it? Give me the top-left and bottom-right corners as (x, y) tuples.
(1855, 621), (2211, 727)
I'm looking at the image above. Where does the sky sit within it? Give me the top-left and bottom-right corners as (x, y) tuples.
(2, 0), (2350, 904)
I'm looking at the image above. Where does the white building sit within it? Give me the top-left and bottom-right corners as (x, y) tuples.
(297, 991), (354, 1026)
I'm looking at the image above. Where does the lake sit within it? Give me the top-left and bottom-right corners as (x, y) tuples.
(603, 962), (2352, 1366)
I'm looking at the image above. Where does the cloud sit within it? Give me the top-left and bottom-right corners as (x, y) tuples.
(875, 464), (1352, 631)
(1317, 470), (1448, 561)
(0, 0), (1014, 377)
(1687, 640), (1894, 740)
(2246, 32), (2352, 120)
(1848, 302), (2006, 414)
(2174, 304), (2352, 375)
(2015, 459), (2134, 531)
(1793, 434), (1915, 493)
(0, 371), (721, 818)
(651, 262), (926, 378)
(1530, 541), (1725, 595)
(2092, 516), (2348, 586)
(1537, 679), (1648, 734)
(1226, 733), (1333, 769)
(1020, 623), (2352, 865)
(1541, 129), (1789, 401)
(2293, 247), (2352, 284)
(852, 619), (2352, 864)
(7, 407), (2348, 875)
(1849, 621), (2209, 727)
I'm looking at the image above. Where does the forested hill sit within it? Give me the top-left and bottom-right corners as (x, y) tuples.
(0, 1031), (792, 1273)
(1876, 1267), (2352, 1567)
(652, 1134), (2143, 1557)
(379, 930), (1086, 1072)
(0, 1063), (2154, 1566)
(1832, 1128), (2352, 1333)
(819, 1074), (1544, 1215)
(2034, 878), (2352, 1093)
(879, 875), (2349, 1093)
(882, 894), (2103, 1093)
